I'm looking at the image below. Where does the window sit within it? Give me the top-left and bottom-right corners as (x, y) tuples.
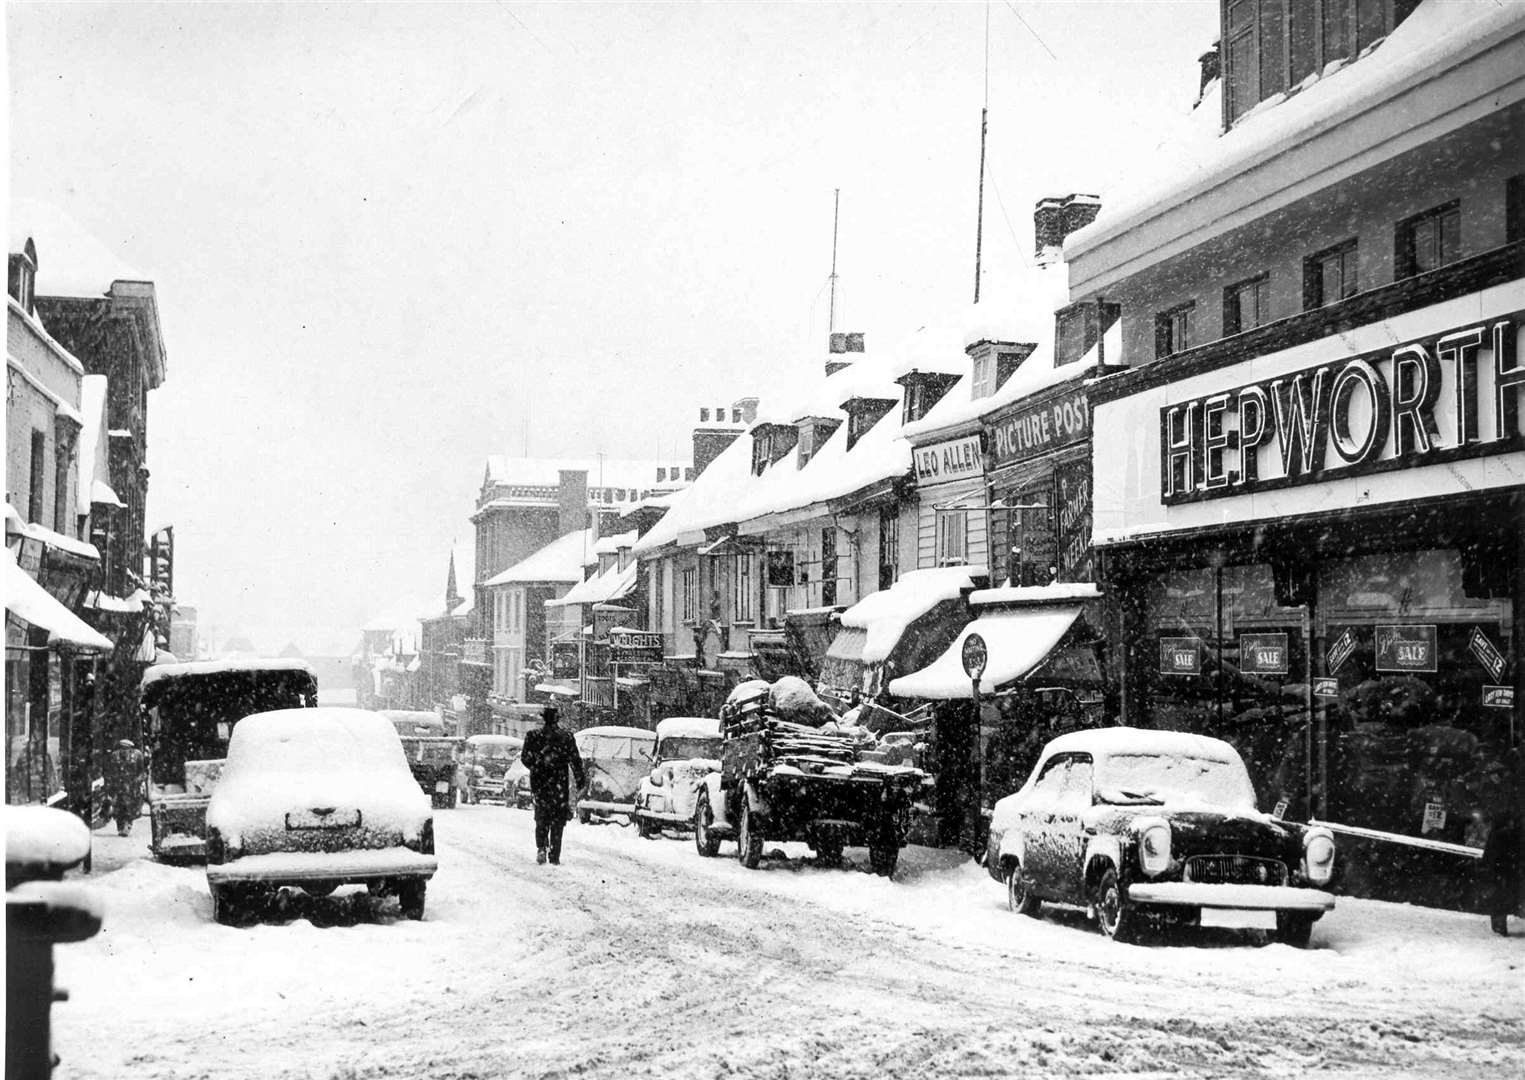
(970, 353), (996, 400)
(1506, 175), (1523, 244)
(651, 561), (666, 631)
(878, 505), (900, 592)
(1396, 202), (1460, 279)
(1304, 240), (1358, 309)
(820, 527), (837, 607)
(1223, 274), (1271, 336)
(28, 431), (46, 523)
(1224, 0), (1284, 124)
(935, 510), (968, 566)
(52, 445), (69, 534)
(1155, 303), (1194, 359)
(681, 567), (698, 624)
(732, 554), (756, 623)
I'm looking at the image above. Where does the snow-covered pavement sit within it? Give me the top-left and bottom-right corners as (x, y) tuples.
(53, 805), (1525, 1079)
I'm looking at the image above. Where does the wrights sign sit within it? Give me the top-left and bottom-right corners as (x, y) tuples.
(914, 434), (984, 483)
(1160, 316), (1523, 503)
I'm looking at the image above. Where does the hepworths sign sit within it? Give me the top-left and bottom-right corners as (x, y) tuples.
(914, 435), (984, 483)
(1160, 315), (1524, 503)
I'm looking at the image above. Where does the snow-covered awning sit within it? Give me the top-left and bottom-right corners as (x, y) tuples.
(534, 682), (580, 698)
(548, 561), (637, 608)
(85, 588), (149, 613)
(888, 604), (1084, 700)
(3, 549), (111, 652)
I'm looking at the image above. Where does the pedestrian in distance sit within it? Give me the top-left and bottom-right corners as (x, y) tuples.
(519, 708), (586, 865)
(105, 739), (147, 836)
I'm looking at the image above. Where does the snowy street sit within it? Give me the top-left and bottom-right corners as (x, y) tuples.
(56, 804), (1525, 1080)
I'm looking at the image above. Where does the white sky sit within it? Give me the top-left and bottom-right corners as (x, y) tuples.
(8, 1), (1219, 650)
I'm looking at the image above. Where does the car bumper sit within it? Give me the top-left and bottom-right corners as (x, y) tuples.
(634, 808), (691, 824)
(1126, 881), (1335, 913)
(206, 847), (438, 886)
(578, 799), (635, 815)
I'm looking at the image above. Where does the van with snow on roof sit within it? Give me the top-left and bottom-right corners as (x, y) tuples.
(631, 716), (722, 838)
(985, 727), (1336, 946)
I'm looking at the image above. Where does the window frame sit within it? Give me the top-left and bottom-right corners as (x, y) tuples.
(1303, 238), (1359, 309)
(1222, 272), (1271, 336)
(1395, 200), (1461, 280)
(731, 553), (756, 624)
(935, 509), (968, 567)
(1154, 302), (1195, 360)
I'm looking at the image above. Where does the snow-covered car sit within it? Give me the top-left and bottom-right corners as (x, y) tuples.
(985, 727), (1335, 946)
(204, 708), (437, 924)
(574, 725), (657, 824)
(505, 758), (533, 809)
(462, 734), (523, 804)
(632, 716), (722, 838)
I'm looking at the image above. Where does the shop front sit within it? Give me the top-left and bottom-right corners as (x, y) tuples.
(1092, 292), (1524, 909)
(909, 431), (988, 572)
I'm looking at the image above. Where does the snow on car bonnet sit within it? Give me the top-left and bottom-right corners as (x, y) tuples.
(654, 716), (721, 740)
(206, 708), (430, 838)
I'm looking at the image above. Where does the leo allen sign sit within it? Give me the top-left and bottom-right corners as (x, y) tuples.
(1160, 316), (1522, 503)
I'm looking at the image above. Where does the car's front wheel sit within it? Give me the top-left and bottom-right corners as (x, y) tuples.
(1094, 867), (1139, 943)
(694, 791), (721, 858)
(399, 879), (426, 921)
(1273, 912), (1315, 948)
(210, 884), (252, 926)
(1005, 861), (1041, 917)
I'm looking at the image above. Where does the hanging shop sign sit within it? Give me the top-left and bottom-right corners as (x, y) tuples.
(610, 628), (664, 666)
(1239, 632), (1289, 675)
(550, 641), (581, 679)
(989, 388), (1090, 469)
(1159, 637), (1201, 676)
(1374, 624), (1438, 674)
(1468, 627), (1507, 681)
(1054, 458), (1093, 583)
(914, 435), (985, 484)
(1482, 685), (1515, 709)
(1326, 628), (1357, 674)
(961, 632), (988, 681)
(1159, 314), (1523, 504)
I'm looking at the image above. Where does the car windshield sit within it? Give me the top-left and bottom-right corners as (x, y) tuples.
(479, 743), (519, 761)
(658, 737), (721, 761)
(1097, 753), (1256, 809)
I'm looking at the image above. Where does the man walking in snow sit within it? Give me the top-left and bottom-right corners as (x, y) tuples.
(519, 707), (585, 865)
(105, 739), (147, 836)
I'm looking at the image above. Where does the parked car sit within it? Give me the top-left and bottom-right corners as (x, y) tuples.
(504, 757), (533, 810)
(984, 727), (1335, 946)
(632, 716), (722, 838)
(575, 726), (657, 824)
(461, 734), (523, 804)
(381, 710), (464, 810)
(204, 707), (437, 924)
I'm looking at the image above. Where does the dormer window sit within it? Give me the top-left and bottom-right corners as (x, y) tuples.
(965, 340), (1037, 397)
(840, 397), (896, 451)
(750, 423), (799, 476)
(796, 416), (842, 467)
(8, 239), (38, 312)
(1054, 301), (1119, 366)
(896, 370), (959, 423)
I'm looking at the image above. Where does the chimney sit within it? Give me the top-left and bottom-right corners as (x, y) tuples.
(1034, 194), (1101, 266)
(734, 396), (759, 425)
(826, 331), (865, 377)
(557, 469), (588, 538)
(692, 403), (742, 478)
(1197, 42), (1220, 105)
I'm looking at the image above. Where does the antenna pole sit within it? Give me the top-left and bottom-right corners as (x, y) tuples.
(974, 3), (990, 304)
(827, 188), (841, 335)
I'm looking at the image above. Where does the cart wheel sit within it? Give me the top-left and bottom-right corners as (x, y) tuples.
(737, 801), (763, 869)
(399, 879), (426, 921)
(694, 791), (721, 858)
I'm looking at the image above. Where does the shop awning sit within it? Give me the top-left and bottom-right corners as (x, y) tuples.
(3, 550), (111, 652)
(888, 603), (1083, 700)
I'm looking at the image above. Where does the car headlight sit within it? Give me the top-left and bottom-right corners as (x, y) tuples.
(1302, 828), (1335, 885)
(405, 819), (435, 855)
(649, 770), (665, 788)
(1137, 819), (1172, 876)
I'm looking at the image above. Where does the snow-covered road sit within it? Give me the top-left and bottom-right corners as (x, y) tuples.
(53, 804), (1525, 1079)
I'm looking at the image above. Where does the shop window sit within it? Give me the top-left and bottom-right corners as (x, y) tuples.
(1317, 549), (1513, 870)
(878, 505), (900, 592)
(1396, 201), (1460, 279)
(935, 510), (968, 567)
(765, 549), (796, 588)
(1154, 302), (1194, 359)
(1222, 273), (1271, 336)
(1303, 239), (1358, 309)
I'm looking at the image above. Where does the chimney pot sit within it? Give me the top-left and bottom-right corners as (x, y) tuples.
(845, 332), (864, 353)
(700, 408), (710, 422)
(829, 332), (848, 354)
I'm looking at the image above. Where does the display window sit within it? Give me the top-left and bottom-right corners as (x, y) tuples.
(1142, 564), (1312, 816)
(1317, 548), (1515, 847)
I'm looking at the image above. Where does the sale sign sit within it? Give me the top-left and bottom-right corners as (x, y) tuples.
(1375, 624), (1438, 673)
(1240, 632), (1290, 676)
(1160, 637), (1201, 676)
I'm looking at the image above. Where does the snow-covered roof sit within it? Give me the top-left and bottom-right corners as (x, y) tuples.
(1066, 1), (1524, 263)
(483, 528), (594, 587)
(2, 547), (112, 651)
(840, 567), (979, 665)
(887, 602), (1083, 699)
(85, 588), (149, 613)
(593, 530), (637, 555)
(3, 504), (100, 562)
(549, 560), (637, 607)
(969, 583), (1102, 607)
(10, 197), (149, 297)
(654, 716), (721, 740)
(140, 657), (316, 688)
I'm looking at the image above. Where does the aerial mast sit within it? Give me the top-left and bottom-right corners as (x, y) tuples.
(973, 1), (990, 304)
(827, 188), (841, 335)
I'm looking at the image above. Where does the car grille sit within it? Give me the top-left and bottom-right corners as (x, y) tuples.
(1183, 854), (1287, 886)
